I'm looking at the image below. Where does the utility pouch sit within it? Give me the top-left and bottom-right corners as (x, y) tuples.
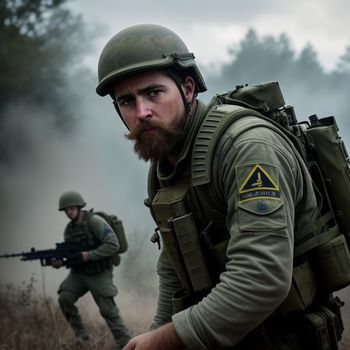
(319, 306), (342, 349)
(279, 259), (317, 316)
(170, 213), (213, 292)
(151, 184), (212, 293)
(328, 295), (345, 335)
(159, 226), (192, 291)
(151, 185), (192, 291)
(303, 312), (333, 350)
(313, 234), (350, 292)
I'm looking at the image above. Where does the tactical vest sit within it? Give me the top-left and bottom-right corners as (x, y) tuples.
(65, 211), (115, 274)
(147, 82), (350, 349)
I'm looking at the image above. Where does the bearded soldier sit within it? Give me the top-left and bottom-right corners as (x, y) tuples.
(96, 24), (346, 350)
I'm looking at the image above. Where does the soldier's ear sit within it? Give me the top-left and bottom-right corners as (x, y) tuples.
(183, 76), (196, 103)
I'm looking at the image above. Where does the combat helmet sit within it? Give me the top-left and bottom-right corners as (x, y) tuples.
(96, 24), (207, 97)
(58, 191), (86, 211)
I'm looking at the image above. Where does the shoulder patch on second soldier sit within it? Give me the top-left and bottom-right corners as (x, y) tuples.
(237, 163), (280, 203)
(103, 224), (112, 234)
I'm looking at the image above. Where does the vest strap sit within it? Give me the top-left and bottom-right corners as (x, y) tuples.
(191, 104), (263, 186)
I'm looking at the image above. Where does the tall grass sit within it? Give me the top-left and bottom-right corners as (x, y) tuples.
(0, 277), (125, 350)
(1, 271), (349, 349)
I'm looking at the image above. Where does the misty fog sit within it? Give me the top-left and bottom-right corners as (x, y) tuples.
(0, 71), (158, 294)
(1, 1), (350, 342)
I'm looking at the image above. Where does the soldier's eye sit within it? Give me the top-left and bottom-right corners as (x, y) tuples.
(149, 89), (161, 97)
(118, 97), (133, 107)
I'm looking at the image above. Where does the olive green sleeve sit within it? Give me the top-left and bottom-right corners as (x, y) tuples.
(172, 121), (304, 349)
(87, 215), (119, 261)
(150, 248), (182, 330)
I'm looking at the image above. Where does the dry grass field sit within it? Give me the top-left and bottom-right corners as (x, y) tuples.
(0, 280), (116, 349)
(0, 278), (349, 350)
(0, 275), (157, 350)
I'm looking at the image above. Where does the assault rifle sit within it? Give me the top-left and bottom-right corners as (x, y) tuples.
(0, 241), (84, 267)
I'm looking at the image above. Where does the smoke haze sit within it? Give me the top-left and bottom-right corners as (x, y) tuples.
(1, 0), (350, 342)
(0, 72), (157, 296)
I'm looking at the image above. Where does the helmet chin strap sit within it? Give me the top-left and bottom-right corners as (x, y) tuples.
(112, 97), (130, 130)
(165, 69), (192, 115)
(165, 70), (196, 135)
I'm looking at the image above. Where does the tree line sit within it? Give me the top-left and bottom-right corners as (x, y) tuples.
(1, 0), (350, 163)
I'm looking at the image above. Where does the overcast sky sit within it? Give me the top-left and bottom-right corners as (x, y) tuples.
(67, 0), (349, 73)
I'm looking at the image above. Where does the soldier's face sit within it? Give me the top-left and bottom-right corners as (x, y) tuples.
(112, 70), (194, 162)
(64, 207), (80, 221)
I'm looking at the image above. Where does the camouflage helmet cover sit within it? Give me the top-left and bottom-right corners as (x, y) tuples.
(96, 24), (207, 96)
(58, 191), (86, 211)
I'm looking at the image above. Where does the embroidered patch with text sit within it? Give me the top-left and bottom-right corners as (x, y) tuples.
(239, 164), (280, 202)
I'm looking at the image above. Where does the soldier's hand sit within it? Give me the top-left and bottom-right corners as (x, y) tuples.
(65, 252), (84, 267)
(82, 251), (90, 262)
(51, 258), (63, 269)
(122, 323), (183, 350)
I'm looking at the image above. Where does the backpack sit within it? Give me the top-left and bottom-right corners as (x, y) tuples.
(200, 81), (350, 345)
(203, 81), (350, 253)
(88, 210), (128, 254)
(189, 81), (350, 295)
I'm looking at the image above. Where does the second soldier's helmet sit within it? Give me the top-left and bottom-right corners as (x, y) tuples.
(96, 24), (207, 97)
(58, 191), (86, 211)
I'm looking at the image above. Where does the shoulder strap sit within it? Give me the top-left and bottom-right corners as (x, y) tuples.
(192, 103), (307, 187)
(83, 211), (101, 245)
(191, 104), (261, 186)
(84, 210), (94, 229)
(191, 104), (302, 186)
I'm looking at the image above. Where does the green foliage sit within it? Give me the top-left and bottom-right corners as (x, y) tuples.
(204, 29), (350, 136)
(0, 0), (88, 125)
(225, 29), (295, 82)
(0, 0), (67, 37)
(208, 28), (326, 89)
(337, 44), (350, 73)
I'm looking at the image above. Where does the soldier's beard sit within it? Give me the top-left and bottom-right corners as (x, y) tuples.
(125, 113), (187, 162)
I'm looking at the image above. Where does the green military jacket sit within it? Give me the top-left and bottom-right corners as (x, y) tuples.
(149, 100), (319, 349)
(64, 211), (120, 265)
